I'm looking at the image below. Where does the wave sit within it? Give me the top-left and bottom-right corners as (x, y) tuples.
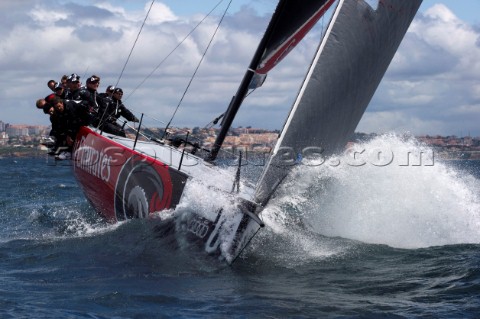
(3, 139), (479, 266)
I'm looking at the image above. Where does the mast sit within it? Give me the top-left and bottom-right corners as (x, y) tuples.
(208, 0), (288, 161)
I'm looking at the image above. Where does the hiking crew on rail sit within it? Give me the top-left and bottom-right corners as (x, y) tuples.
(36, 73), (139, 159)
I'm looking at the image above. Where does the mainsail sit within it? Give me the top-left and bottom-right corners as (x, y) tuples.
(209, 0), (335, 160)
(255, 0), (423, 206)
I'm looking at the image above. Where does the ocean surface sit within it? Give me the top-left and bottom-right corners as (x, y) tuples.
(1, 136), (480, 318)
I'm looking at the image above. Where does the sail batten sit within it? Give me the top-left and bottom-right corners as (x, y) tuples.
(255, 0), (423, 206)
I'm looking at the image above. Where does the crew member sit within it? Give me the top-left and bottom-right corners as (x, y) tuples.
(54, 82), (66, 99)
(49, 97), (90, 156)
(98, 85), (115, 99)
(78, 75), (109, 119)
(47, 79), (57, 92)
(64, 73), (81, 100)
(36, 98), (54, 115)
(96, 88), (139, 137)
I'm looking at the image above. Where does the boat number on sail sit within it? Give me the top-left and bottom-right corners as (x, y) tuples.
(74, 136), (112, 182)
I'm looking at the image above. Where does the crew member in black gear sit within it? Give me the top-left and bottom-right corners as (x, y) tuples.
(54, 82), (66, 99)
(78, 75), (109, 123)
(49, 97), (90, 155)
(98, 85), (115, 99)
(64, 73), (82, 100)
(96, 88), (139, 137)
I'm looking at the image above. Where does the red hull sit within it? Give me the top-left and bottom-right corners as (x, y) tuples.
(72, 126), (263, 264)
(72, 126), (188, 222)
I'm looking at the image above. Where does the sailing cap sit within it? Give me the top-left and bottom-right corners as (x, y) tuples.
(113, 88), (123, 94)
(68, 73), (80, 82)
(54, 83), (64, 90)
(106, 85), (115, 92)
(86, 75), (100, 84)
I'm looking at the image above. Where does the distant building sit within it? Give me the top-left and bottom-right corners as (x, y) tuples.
(28, 126), (41, 135)
(0, 131), (7, 145)
(0, 121), (5, 132)
(6, 126), (29, 137)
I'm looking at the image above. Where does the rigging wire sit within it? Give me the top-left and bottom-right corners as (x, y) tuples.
(115, 0), (156, 88)
(125, 0), (226, 101)
(82, 66), (90, 81)
(163, 0), (233, 135)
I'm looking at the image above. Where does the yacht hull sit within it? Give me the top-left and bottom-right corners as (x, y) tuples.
(72, 126), (261, 263)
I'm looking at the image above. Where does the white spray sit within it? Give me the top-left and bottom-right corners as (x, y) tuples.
(265, 134), (480, 249)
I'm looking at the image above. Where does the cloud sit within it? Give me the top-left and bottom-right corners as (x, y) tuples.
(146, 2), (177, 24)
(0, 1), (478, 137)
(365, 4), (480, 136)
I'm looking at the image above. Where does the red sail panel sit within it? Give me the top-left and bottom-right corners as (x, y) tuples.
(255, 0), (337, 75)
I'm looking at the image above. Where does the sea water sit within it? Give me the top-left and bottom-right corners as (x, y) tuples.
(0, 135), (479, 318)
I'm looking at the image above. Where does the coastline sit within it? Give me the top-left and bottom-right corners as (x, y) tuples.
(0, 146), (45, 158)
(1, 126), (479, 160)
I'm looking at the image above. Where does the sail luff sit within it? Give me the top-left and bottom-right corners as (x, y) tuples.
(273, 0), (343, 155)
(254, 0), (343, 207)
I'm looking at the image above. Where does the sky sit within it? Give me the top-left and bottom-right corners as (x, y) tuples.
(0, 0), (479, 137)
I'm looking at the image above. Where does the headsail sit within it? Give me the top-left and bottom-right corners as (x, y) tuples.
(255, 0), (423, 206)
(209, 0), (335, 160)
